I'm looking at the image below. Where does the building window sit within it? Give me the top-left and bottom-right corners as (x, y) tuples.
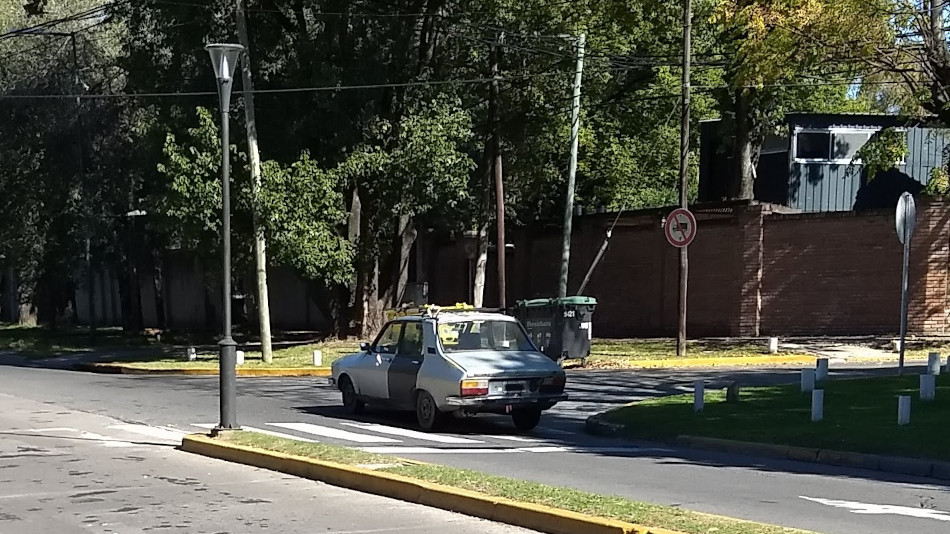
(796, 132), (832, 160)
(794, 129), (877, 163)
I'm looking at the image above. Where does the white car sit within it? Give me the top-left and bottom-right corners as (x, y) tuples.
(329, 309), (568, 431)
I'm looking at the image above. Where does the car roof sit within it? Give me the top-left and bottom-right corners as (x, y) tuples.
(435, 312), (517, 323)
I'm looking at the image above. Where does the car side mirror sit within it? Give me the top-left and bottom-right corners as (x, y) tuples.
(360, 342), (371, 352)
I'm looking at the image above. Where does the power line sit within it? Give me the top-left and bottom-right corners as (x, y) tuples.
(0, 72), (562, 101)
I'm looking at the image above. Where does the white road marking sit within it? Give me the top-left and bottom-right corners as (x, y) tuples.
(340, 422), (484, 444)
(77, 431), (136, 448)
(7, 427), (79, 433)
(269, 423), (400, 444)
(192, 423), (216, 430)
(108, 424), (186, 441)
(484, 435), (539, 442)
(801, 496), (950, 522)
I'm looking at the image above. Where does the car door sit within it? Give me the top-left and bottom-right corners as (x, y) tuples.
(387, 321), (424, 409)
(357, 322), (402, 400)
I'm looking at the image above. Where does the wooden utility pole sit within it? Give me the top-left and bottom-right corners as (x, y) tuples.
(235, 0), (273, 362)
(677, 0), (692, 357)
(490, 32), (507, 309)
(557, 33), (586, 298)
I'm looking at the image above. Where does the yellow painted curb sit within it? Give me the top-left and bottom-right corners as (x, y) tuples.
(583, 355), (818, 370)
(181, 434), (682, 534)
(78, 363), (331, 377)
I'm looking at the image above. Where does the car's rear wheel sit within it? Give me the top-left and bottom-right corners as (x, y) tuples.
(416, 390), (443, 432)
(340, 376), (364, 415)
(511, 407), (542, 431)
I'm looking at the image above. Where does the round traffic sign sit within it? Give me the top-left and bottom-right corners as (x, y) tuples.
(665, 208), (697, 248)
(895, 192), (916, 245)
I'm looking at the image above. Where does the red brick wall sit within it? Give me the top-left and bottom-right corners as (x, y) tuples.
(426, 201), (950, 337)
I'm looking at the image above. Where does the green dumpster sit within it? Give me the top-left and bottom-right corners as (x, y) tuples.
(513, 296), (597, 366)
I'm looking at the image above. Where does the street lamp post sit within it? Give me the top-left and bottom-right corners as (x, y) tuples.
(206, 43), (244, 431)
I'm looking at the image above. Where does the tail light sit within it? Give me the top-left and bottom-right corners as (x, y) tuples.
(461, 379), (489, 397)
(541, 375), (566, 392)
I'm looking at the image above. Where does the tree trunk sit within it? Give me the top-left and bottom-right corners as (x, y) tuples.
(151, 251), (166, 330)
(236, 0), (274, 363)
(733, 89), (755, 200)
(391, 215), (417, 306)
(17, 272), (37, 326)
(359, 258), (382, 339)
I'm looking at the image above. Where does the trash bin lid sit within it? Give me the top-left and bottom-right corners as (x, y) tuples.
(516, 296), (597, 307)
(557, 296), (597, 306)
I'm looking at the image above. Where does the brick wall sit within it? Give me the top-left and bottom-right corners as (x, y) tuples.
(426, 201), (950, 337)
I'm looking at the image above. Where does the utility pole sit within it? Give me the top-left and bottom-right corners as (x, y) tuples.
(490, 32), (507, 309)
(235, 0), (273, 363)
(677, 0), (692, 357)
(558, 33), (586, 299)
(69, 32), (95, 344)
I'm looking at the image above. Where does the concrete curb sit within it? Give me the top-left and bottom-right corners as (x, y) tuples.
(180, 434), (681, 534)
(583, 355), (818, 370)
(74, 363), (331, 377)
(675, 435), (950, 481)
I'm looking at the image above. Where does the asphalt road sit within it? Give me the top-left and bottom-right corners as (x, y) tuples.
(0, 391), (536, 534)
(1, 360), (949, 534)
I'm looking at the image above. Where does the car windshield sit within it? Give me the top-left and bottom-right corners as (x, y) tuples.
(438, 320), (535, 352)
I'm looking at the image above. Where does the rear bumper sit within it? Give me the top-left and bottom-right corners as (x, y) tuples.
(444, 393), (567, 411)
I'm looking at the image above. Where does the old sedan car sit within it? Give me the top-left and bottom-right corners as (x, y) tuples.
(329, 308), (567, 432)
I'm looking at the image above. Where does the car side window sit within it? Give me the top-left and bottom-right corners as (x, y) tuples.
(397, 323), (423, 359)
(373, 323), (402, 354)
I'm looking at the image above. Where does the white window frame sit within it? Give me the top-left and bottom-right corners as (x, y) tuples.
(792, 127), (882, 164)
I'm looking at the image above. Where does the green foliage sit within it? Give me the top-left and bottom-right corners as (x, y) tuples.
(259, 156), (353, 285)
(925, 168), (950, 197)
(853, 128), (908, 181)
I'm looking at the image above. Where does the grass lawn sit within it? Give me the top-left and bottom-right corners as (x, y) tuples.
(0, 324), (161, 358)
(586, 339), (812, 368)
(602, 374), (950, 461)
(111, 340), (360, 369)
(218, 431), (813, 534)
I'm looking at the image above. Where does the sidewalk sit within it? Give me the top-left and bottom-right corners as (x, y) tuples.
(0, 393), (536, 534)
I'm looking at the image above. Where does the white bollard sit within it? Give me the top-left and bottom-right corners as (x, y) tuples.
(801, 368), (816, 393)
(768, 337), (779, 354)
(693, 380), (704, 413)
(313, 350), (323, 367)
(921, 374), (936, 401)
(236, 350), (245, 365)
(811, 389), (824, 422)
(186, 347), (197, 362)
(898, 395), (911, 425)
(893, 339), (902, 353)
(928, 352), (941, 375)
(816, 358), (829, 382)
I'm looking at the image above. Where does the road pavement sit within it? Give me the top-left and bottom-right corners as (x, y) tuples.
(1, 361), (949, 534)
(0, 391), (536, 534)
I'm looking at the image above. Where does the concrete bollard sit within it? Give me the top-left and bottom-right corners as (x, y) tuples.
(236, 350), (245, 365)
(725, 382), (740, 403)
(928, 352), (941, 375)
(768, 337), (779, 354)
(693, 380), (704, 413)
(921, 374), (936, 401)
(801, 368), (816, 393)
(186, 347), (197, 362)
(811, 389), (824, 422)
(816, 358), (829, 382)
(313, 350), (323, 367)
(898, 395), (911, 426)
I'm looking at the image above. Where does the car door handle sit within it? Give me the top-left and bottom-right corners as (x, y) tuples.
(411, 360), (421, 365)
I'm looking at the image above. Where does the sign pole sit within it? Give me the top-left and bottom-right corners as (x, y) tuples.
(895, 191), (916, 376)
(899, 223), (910, 375)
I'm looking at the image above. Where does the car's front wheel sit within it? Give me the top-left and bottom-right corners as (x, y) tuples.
(340, 376), (365, 415)
(512, 407), (542, 431)
(415, 390), (444, 432)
